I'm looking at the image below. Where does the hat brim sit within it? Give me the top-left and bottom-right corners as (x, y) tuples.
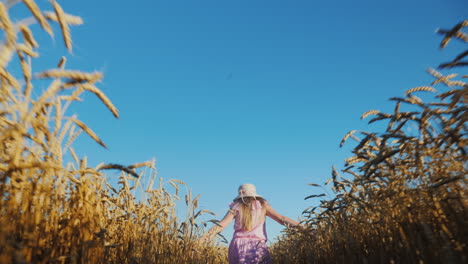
(234, 194), (262, 200)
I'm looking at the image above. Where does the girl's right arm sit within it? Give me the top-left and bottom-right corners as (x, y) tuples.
(199, 210), (234, 243)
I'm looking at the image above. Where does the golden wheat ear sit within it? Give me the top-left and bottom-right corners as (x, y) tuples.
(52, 1), (72, 52)
(79, 83), (119, 118)
(0, 1), (229, 263)
(97, 163), (140, 178)
(68, 117), (107, 148)
(404, 86), (436, 96)
(22, 0), (53, 36)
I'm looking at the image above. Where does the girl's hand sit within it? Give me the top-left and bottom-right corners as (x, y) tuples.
(197, 233), (213, 245)
(197, 236), (209, 244)
(192, 235), (209, 253)
(298, 225), (317, 237)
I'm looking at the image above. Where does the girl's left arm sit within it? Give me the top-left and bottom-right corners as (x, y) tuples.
(266, 203), (301, 228)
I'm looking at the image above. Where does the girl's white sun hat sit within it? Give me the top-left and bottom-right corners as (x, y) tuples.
(234, 183), (262, 200)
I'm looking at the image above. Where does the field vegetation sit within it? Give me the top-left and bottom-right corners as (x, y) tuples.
(270, 20), (467, 264)
(0, 1), (225, 263)
(0, 1), (466, 263)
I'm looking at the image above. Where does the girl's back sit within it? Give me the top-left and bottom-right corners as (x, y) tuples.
(230, 199), (268, 241)
(199, 184), (301, 264)
(228, 198), (271, 264)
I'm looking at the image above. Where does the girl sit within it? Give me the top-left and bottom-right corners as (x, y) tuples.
(199, 183), (302, 264)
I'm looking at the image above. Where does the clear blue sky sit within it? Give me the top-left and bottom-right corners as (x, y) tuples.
(12, 0), (467, 242)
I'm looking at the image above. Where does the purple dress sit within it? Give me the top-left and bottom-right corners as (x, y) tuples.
(228, 200), (271, 264)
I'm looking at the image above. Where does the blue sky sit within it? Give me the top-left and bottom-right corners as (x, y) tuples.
(11, 0), (467, 242)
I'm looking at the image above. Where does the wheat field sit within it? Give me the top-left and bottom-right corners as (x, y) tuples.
(0, 1), (466, 263)
(270, 20), (467, 264)
(0, 1), (226, 263)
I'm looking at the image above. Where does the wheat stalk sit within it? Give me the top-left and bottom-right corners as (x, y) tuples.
(52, 1), (72, 52)
(44, 11), (83, 25)
(0, 3), (15, 44)
(18, 24), (38, 48)
(68, 117), (107, 148)
(404, 86), (436, 96)
(21, 0), (53, 35)
(361, 110), (380, 119)
(80, 83), (119, 118)
(35, 69), (103, 82)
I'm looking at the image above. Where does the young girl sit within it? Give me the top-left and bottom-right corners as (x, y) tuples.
(199, 183), (302, 264)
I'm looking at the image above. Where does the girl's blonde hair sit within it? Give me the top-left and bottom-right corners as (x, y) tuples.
(236, 197), (267, 231)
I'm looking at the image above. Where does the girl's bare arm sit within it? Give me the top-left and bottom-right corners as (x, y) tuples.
(199, 210), (234, 242)
(266, 204), (300, 227)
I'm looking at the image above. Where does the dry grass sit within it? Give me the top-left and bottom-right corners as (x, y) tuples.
(270, 20), (467, 264)
(2, 2), (466, 263)
(0, 1), (226, 263)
